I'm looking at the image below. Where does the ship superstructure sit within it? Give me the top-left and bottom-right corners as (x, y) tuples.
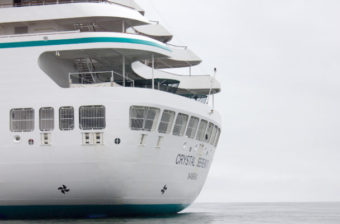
(0, 0), (221, 218)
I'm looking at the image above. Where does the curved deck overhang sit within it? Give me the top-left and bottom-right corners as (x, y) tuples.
(132, 61), (221, 95)
(128, 24), (173, 43)
(0, 2), (148, 27)
(151, 46), (202, 69)
(108, 0), (145, 15)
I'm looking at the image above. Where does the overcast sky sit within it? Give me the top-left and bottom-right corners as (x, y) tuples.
(136, 0), (340, 202)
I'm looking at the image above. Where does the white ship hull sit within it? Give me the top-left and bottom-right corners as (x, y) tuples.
(0, 1), (221, 218)
(0, 87), (220, 218)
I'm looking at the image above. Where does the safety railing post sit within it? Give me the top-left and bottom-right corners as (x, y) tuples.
(110, 71), (114, 86)
(122, 55), (126, 87)
(152, 54), (154, 90)
(68, 73), (72, 87)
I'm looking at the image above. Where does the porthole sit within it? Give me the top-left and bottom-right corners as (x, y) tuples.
(115, 138), (121, 145)
(13, 135), (21, 143)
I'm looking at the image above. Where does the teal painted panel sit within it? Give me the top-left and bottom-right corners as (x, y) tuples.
(0, 37), (171, 51)
(0, 204), (189, 219)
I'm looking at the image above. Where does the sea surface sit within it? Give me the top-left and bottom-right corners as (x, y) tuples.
(1, 202), (340, 224)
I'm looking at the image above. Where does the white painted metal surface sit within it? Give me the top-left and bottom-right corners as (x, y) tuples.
(0, 0), (221, 215)
(0, 2), (149, 25)
(132, 61), (221, 94)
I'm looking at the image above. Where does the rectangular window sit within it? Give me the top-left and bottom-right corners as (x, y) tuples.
(158, 110), (175, 134)
(39, 107), (54, 131)
(10, 108), (34, 132)
(209, 125), (218, 145)
(130, 106), (145, 130)
(144, 108), (159, 131)
(204, 122), (214, 143)
(214, 127), (221, 147)
(130, 106), (160, 131)
(196, 119), (208, 141)
(185, 116), (199, 139)
(59, 106), (74, 130)
(14, 26), (28, 34)
(172, 113), (189, 136)
(79, 105), (105, 130)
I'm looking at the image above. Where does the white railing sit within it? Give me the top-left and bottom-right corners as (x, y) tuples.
(0, 0), (106, 8)
(68, 70), (134, 87)
(0, 30), (80, 39)
(0, 0), (137, 9)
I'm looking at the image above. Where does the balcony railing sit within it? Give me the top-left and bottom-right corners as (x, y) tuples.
(0, 0), (116, 9)
(68, 70), (135, 87)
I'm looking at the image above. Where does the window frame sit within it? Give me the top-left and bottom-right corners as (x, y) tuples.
(204, 122), (214, 143)
(144, 107), (160, 131)
(39, 107), (54, 131)
(195, 119), (208, 141)
(185, 116), (200, 139)
(130, 106), (160, 131)
(209, 125), (218, 145)
(59, 106), (75, 131)
(172, 113), (189, 136)
(214, 127), (221, 147)
(79, 105), (106, 130)
(158, 110), (176, 134)
(10, 108), (35, 132)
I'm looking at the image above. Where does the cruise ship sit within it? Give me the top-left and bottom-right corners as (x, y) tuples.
(0, 0), (221, 219)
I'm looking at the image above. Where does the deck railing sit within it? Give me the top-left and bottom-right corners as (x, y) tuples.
(68, 70), (135, 87)
(0, 0), (131, 9)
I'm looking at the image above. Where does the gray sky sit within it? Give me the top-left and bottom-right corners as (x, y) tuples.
(136, 0), (340, 202)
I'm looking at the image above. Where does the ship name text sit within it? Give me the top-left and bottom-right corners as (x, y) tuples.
(175, 154), (209, 168)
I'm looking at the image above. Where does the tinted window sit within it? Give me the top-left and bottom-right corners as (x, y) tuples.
(130, 106), (160, 131)
(196, 119), (208, 141)
(185, 116), (199, 139)
(172, 113), (189, 136)
(10, 108), (34, 132)
(79, 105), (105, 130)
(59, 106), (74, 131)
(39, 107), (54, 131)
(158, 110), (175, 134)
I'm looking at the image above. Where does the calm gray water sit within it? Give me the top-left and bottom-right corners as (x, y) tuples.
(1, 202), (340, 224)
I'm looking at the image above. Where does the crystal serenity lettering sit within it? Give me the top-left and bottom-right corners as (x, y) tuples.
(176, 154), (195, 166)
(175, 154), (209, 168)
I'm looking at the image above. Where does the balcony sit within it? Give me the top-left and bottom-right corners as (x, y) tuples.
(0, 0), (98, 8)
(0, 0), (121, 8)
(1, 0), (145, 15)
(0, 0), (149, 36)
(68, 70), (135, 87)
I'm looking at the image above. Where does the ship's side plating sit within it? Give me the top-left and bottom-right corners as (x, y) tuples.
(0, 1), (221, 218)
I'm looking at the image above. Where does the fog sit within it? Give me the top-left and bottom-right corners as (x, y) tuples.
(136, 0), (340, 202)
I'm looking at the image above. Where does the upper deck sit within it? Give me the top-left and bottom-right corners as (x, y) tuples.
(0, 1), (148, 36)
(0, 0), (221, 104)
(0, 0), (143, 12)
